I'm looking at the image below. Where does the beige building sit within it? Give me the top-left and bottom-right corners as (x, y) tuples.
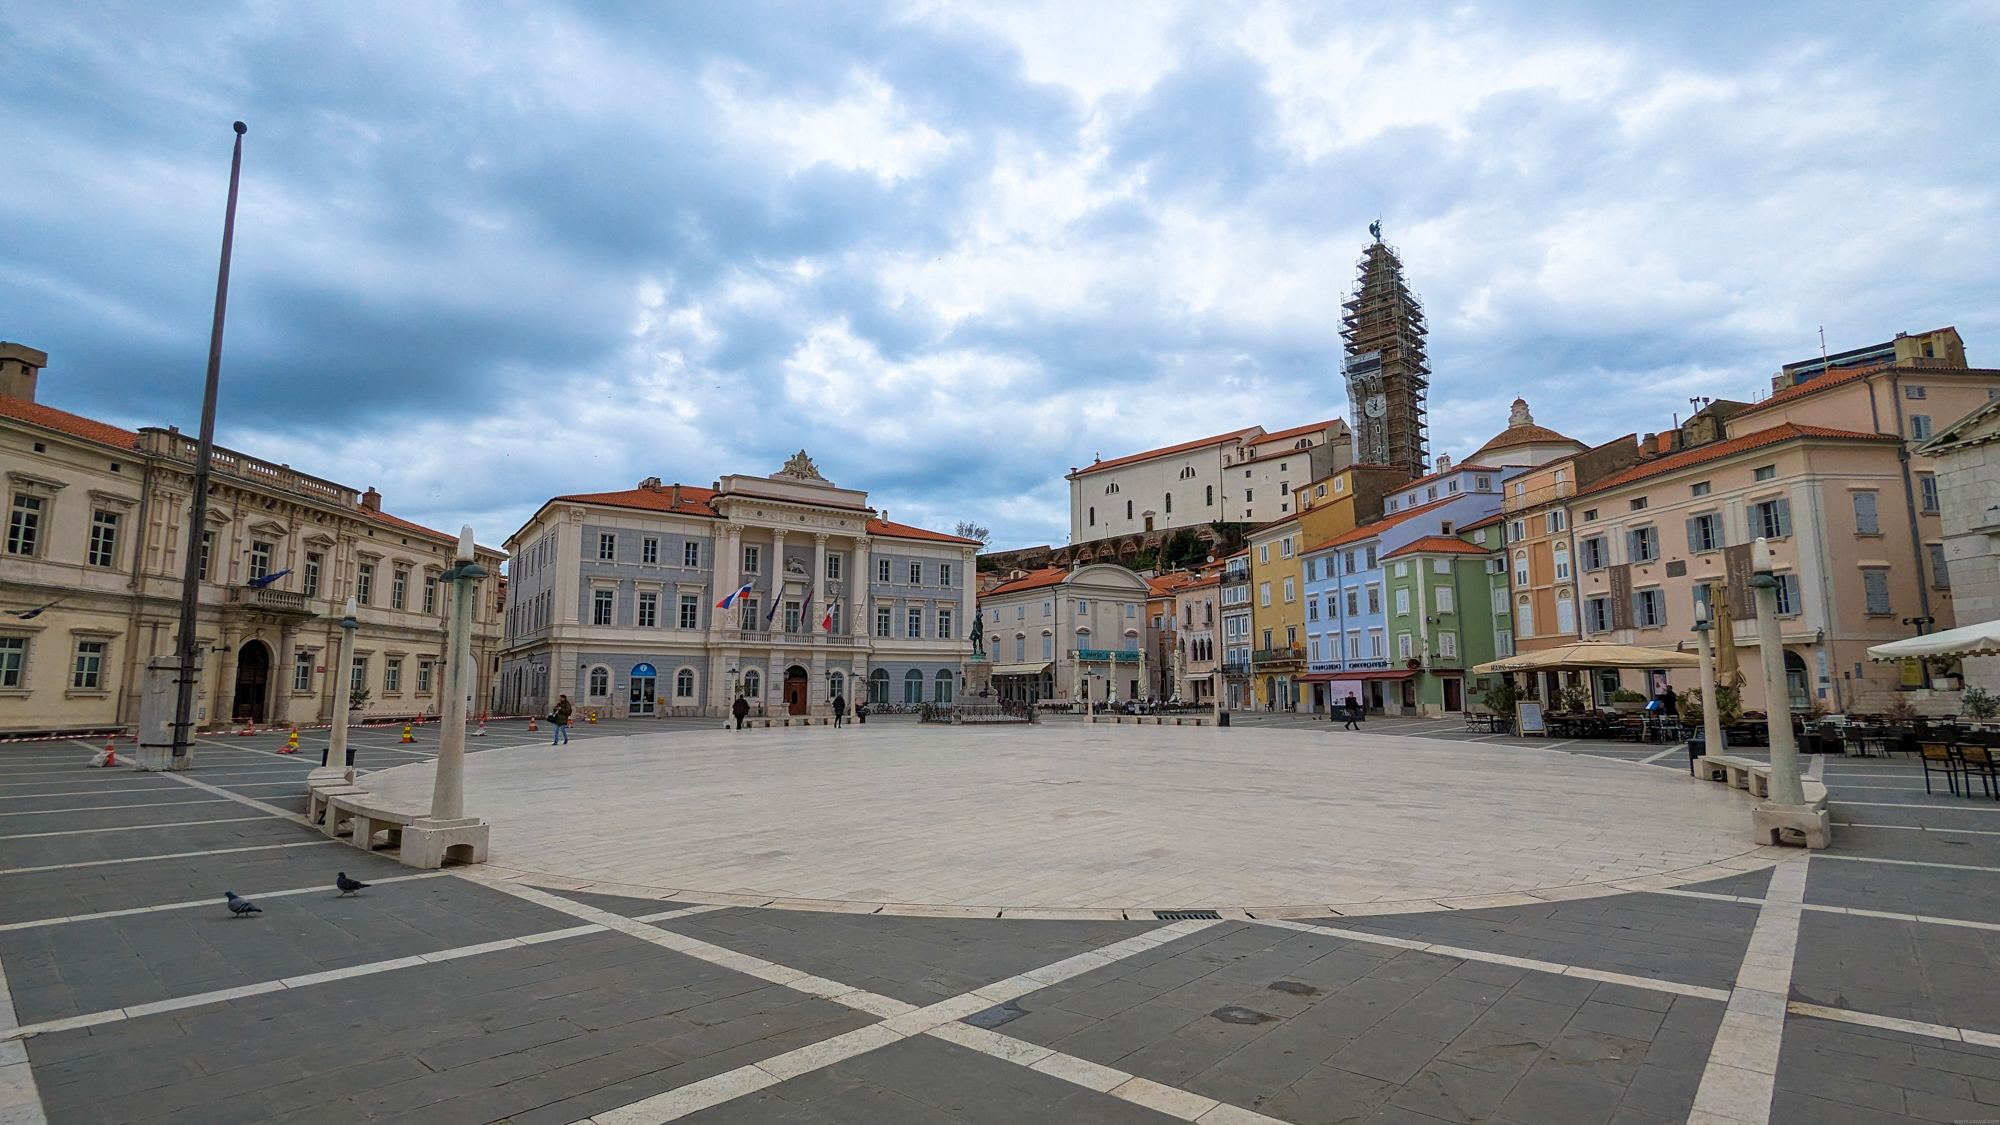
(1065, 419), (1351, 552)
(1, 344), (504, 736)
(497, 454), (977, 719)
(1172, 572), (1220, 704)
(980, 563), (1153, 704)
(1920, 395), (2000, 692)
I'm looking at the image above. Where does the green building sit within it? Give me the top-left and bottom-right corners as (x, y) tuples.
(1379, 523), (1511, 715)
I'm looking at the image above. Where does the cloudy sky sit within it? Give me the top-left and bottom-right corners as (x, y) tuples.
(5, 2), (1996, 552)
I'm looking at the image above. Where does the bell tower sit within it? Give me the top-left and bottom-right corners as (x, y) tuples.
(1341, 225), (1429, 477)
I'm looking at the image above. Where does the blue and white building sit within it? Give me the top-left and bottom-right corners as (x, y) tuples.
(497, 453), (980, 719)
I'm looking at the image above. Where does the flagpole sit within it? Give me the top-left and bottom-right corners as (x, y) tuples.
(169, 121), (248, 767)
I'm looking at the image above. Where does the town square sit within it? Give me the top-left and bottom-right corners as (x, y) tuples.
(3, 2), (1999, 1123)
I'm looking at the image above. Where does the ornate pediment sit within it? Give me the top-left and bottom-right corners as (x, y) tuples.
(775, 451), (827, 484)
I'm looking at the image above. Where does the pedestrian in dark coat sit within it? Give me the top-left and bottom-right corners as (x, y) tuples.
(732, 694), (750, 730)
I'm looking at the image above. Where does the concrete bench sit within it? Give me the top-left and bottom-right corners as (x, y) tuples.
(307, 766), (488, 870)
(1085, 715), (1207, 726)
(1692, 754), (1832, 848)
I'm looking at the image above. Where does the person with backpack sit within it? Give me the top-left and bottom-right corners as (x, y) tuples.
(550, 695), (572, 745)
(831, 691), (848, 728)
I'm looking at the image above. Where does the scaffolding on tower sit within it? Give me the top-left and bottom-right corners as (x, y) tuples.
(1341, 231), (1430, 479)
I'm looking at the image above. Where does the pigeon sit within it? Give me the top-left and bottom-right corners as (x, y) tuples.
(224, 891), (261, 917)
(335, 872), (369, 897)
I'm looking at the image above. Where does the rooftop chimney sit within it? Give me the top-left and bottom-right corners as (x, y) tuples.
(361, 487), (382, 512)
(0, 342), (49, 403)
(671, 483), (682, 507)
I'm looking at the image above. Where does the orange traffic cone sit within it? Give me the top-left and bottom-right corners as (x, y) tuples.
(527, 716), (537, 731)
(472, 717), (488, 737)
(279, 728), (299, 754)
(587, 710), (597, 724)
(400, 724), (415, 743)
(96, 739), (117, 767)
(237, 722), (257, 736)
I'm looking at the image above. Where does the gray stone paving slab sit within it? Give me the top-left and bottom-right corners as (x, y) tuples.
(1678, 866), (1773, 898)
(1, 875), (586, 1023)
(1312, 892), (1758, 991)
(24, 925), (877, 1125)
(0, 839), (407, 924)
(1791, 911), (2000, 1034)
(1773, 1013), (2000, 1124)
(0, 814), (305, 871)
(651, 905), (1151, 1007)
(546, 888), (696, 917)
(1822, 824), (2000, 867)
(1808, 854), (2000, 923)
(682, 1032), (1180, 1125)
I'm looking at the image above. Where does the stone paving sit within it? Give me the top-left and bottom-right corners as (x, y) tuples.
(0, 718), (1998, 1123)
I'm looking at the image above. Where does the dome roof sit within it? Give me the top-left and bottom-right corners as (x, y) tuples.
(1473, 398), (1583, 459)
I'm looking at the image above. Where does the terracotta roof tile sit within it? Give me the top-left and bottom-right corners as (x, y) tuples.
(867, 517), (984, 545)
(1580, 423), (1898, 495)
(557, 484), (721, 517)
(1382, 536), (1493, 559)
(1067, 426), (1262, 478)
(1303, 496), (1459, 553)
(1731, 365), (1885, 419)
(0, 394), (140, 449)
(1459, 512), (1506, 531)
(1474, 423), (1578, 453)
(982, 567), (1070, 596)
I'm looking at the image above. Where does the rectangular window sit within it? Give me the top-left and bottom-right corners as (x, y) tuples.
(1307, 596), (1319, 622)
(827, 554), (842, 580)
(1509, 520), (1524, 543)
(785, 601), (802, 633)
(1259, 582), (1271, 607)
(1630, 497), (1649, 511)
(199, 531), (216, 581)
(1439, 632), (1458, 658)
(417, 661), (433, 694)
(304, 553), (322, 598)
(1929, 544), (1951, 588)
(1691, 481), (1711, 497)
(1585, 596), (1610, 633)
(1259, 545), (1269, 564)
(939, 608), (953, 639)
(907, 606), (923, 638)
(1774, 573), (1801, 615)
(292, 649), (312, 692)
(1863, 568), (1892, 614)
(643, 537), (659, 564)
(940, 563), (953, 587)
(684, 541), (700, 567)
(1690, 513), (1723, 553)
(637, 591), (658, 627)
(87, 510), (121, 568)
(1346, 589), (1360, 616)
(1580, 537), (1605, 571)
(1919, 473), (1939, 514)
(1853, 491), (1880, 535)
(355, 561), (373, 604)
(384, 658), (402, 694)
(909, 561), (922, 584)
(1753, 499), (1793, 540)
(598, 533), (616, 561)
(877, 558), (891, 584)
(876, 606), (891, 637)
(744, 545), (761, 574)
(1495, 629), (1513, 656)
(0, 636), (25, 688)
(6, 494), (42, 556)
(423, 577), (437, 614)
(1366, 585), (1381, 614)
(1628, 526), (1659, 562)
(350, 655), (368, 694)
(1283, 578), (1295, 602)
(1369, 630), (1384, 658)
(391, 570), (408, 610)
(1395, 588), (1410, 616)
(1754, 465), (1776, 481)
(1364, 545), (1377, 569)
(1435, 586), (1454, 614)
(1281, 537), (1294, 557)
(1905, 384), (1927, 400)
(1397, 632), (1413, 660)
(1909, 414), (1932, 441)
(1545, 511), (1565, 534)
(593, 589), (614, 625)
(71, 640), (106, 689)
(680, 594), (699, 628)
(1634, 589), (1665, 628)
(740, 598), (760, 632)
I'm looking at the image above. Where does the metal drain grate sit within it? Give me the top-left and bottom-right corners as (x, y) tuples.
(1153, 909), (1222, 921)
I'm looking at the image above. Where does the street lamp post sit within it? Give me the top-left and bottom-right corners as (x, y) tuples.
(1748, 536), (1829, 847)
(1692, 599), (1724, 759)
(429, 527), (485, 823)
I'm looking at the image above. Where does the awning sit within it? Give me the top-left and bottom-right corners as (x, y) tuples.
(1348, 669), (1414, 681)
(1868, 619), (2000, 662)
(991, 662), (1053, 677)
(1472, 643), (1700, 675)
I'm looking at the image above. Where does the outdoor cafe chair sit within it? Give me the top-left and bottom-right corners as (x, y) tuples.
(1921, 741), (1964, 797)
(1957, 743), (2000, 801)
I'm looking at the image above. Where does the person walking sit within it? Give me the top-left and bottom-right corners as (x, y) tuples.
(732, 693), (750, 730)
(831, 691), (847, 728)
(550, 695), (572, 745)
(1342, 692), (1362, 731)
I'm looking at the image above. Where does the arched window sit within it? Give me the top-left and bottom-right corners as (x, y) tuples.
(934, 669), (954, 703)
(1179, 466), (1195, 480)
(742, 668), (761, 698)
(869, 667), (890, 704)
(675, 668), (695, 698)
(587, 666), (609, 698)
(1088, 506), (1095, 527)
(1205, 484), (1214, 506)
(1295, 438), (1311, 448)
(1126, 500), (1133, 520)
(903, 668), (925, 704)
(830, 671), (845, 700)
(1514, 552), (1529, 586)
(1015, 633), (1026, 662)
(1552, 545), (1571, 582)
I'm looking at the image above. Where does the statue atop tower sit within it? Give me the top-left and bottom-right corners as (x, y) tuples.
(1341, 227), (1430, 477)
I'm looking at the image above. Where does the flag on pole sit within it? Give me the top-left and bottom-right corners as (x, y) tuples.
(716, 582), (753, 610)
(798, 587), (813, 627)
(765, 589), (783, 625)
(820, 600), (836, 633)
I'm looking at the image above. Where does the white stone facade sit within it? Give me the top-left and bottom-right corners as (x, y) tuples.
(1922, 397), (2000, 693)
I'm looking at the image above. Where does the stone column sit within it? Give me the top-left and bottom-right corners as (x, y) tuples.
(852, 537), (871, 638)
(214, 624), (242, 728)
(716, 523), (743, 637)
(812, 533), (828, 634)
(273, 624), (298, 726)
(1750, 538), (1805, 806)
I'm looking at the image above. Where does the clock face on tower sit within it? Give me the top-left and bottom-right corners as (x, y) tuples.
(1364, 394), (1388, 419)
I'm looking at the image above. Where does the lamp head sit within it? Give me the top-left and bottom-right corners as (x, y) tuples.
(343, 595), (357, 618)
(1695, 599), (1709, 624)
(456, 525), (475, 563)
(1752, 536), (1772, 573)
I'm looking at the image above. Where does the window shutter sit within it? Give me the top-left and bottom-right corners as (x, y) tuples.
(1773, 498), (1792, 538)
(1685, 518), (1700, 554)
(1625, 531), (1638, 561)
(1631, 591), (1645, 626)
(1853, 493), (1878, 535)
(1863, 570), (1890, 614)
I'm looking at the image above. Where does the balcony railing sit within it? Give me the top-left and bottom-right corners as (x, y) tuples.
(1502, 478), (1575, 513)
(230, 586), (312, 613)
(1253, 645), (1304, 666)
(1220, 661), (1252, 676)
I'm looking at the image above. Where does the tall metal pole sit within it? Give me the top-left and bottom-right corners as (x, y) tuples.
(1693, 599), (1725, 758)
(325, 597), (358, 779)
(169, 121), (248, 764)
(1750, 537), (1806, 806)
(432, 527), (485, 823)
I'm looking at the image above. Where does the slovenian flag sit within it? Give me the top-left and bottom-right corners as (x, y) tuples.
(716, 582), (753, 610)
(798, 587), (813, 626)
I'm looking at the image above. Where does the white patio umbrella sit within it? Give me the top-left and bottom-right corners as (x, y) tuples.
(1867, 619), (2000, 662)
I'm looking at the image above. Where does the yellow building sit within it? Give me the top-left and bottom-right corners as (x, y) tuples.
(1248, 516), (1305, 709)
(1295, 463), (1412, 546)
